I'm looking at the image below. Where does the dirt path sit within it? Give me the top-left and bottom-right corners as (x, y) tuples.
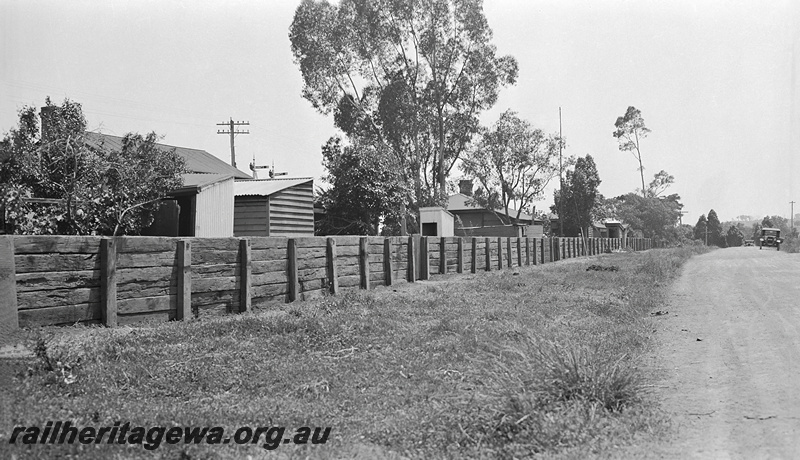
(647, 247), (800, 459)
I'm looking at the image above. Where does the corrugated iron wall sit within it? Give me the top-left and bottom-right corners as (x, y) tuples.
(194, 178), (234, 237)
(269, 181), (314, 236)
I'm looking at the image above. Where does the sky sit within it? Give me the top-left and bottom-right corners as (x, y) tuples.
(1, 0), (798, 225)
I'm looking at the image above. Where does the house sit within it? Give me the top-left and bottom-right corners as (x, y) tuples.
(233, 177), (314, 237)
(84, 132), (251, 237)
(447, 180), (540, 238)
(588, 219), (629, 240)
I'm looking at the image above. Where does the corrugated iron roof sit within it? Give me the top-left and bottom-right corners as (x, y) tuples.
(170, 173), (233, 195)
(84, 132), (252, 179)
(234, 177), (313, 197)
(447, 193), (534, 221)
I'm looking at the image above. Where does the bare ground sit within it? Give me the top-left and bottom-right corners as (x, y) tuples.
(641, 247), (800, 459)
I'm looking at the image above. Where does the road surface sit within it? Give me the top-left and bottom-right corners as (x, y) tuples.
(650, 247), (800, 459)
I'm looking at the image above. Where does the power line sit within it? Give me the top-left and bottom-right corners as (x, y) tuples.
(216, 118), (249, 168)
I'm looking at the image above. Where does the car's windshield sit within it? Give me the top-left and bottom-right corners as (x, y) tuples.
(762, 230), (779, 236)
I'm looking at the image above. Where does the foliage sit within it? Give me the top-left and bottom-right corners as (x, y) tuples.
(609, 193), (682, 244)
(725, 225), (744, 247)
(316, 136), (408, 235)
(290, 0), (518, 211)
(551, 154), (601, 236)
(0, 98), (186, 235)
(613, 106), (651, 197)
(693, 214), (707, 242)
(706, 209), (724, 247)
(91, 133), (186, 236)
(461, 110), (563, 225)
(646, 170), (674, 198)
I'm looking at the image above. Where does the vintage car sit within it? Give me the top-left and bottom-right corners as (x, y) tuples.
(759, 228), (783, 250)
(743, 239), (754, 247)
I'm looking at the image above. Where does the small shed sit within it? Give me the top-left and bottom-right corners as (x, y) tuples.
(419, 207), (455, 237)
(234, 178), (314, 236)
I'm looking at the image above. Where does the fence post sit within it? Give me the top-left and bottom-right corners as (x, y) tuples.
(327, 238), (339, 294)
(439, 236), (447, 274)
(485, 238), (492, 271)
(287, 238), (299, 301)
(100, 238), (117, 327)
(383, 238), (392, 287)
(239, 239), (251, 313)
(532, 238), (538, 265)
(497, 237), (504, 270)
(457, 238), (464, 274)
(359, 237), (370, 290)
(506, 237), (512, 268)
(0, 236), (19, 333)
(176, 240), (191, 320)
(471, 238), (477, 274)
(407, 236), (416, 282)
(420, 236), (430, 280)
(516, 237), (522, 267)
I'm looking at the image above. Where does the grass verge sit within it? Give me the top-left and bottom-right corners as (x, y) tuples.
(0, 246), (708, 459)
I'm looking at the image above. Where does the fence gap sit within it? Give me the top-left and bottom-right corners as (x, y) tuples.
(176, 240), (191, 320)
(359, 237), (370, 290)
(457, 238), (464, 273)
(471, 238), (477, 274)
(439, 236), (447, 274)
(287, 239), (299, 301)
(239, 239), (251, 313)
(407, 236), (416, 282)
(383, 238), (393, 286)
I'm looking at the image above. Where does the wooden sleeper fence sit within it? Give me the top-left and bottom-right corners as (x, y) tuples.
(0, 235), (651, 330)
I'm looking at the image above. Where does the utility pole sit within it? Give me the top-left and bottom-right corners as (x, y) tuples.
(216, 118), (249, 168)
(791, 201), (796, 230)
(558, 107), (564, 237)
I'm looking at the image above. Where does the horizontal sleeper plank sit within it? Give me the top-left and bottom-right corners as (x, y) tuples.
(13, 236), (101, 254)
(252, 271), (288, 285)
(19, 303), (102, 327)
(15, 254), (99, 273)
(191, 238), (242, 251)
(115, 237), (178, 254)
(118, 295), (175, 314)
(117, 253), (176, 269)
(117, 284), (176, 300)
(193, 276), (238, 293)
(191, 290), (237, 307)
(16, 270), (99, 292)
(17, 287), (100, 310)
(118, 310), (174, 326)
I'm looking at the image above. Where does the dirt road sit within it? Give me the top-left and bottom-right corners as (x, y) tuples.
(649, 247), (800, 459)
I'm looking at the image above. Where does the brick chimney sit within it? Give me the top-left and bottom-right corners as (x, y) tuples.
(459, 179), (473, 196)
(40, 106), (58, 142)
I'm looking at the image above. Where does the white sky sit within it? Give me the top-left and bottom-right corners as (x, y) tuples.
(1, 0), (798, 225)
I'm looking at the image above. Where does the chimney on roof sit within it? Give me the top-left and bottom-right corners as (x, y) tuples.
(40, 106), (58, 142)
(459, 179), (473, 196)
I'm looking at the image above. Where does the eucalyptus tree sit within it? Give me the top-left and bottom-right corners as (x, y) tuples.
(613, 106), (651, 197)
(552, 154), (601, 236)
(461, 110), (563, 225)
(290, 0), (518, 213)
